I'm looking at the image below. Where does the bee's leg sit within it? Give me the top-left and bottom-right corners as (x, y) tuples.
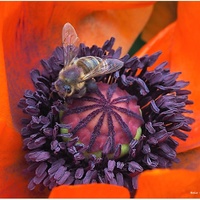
(86, 78), (98, 93)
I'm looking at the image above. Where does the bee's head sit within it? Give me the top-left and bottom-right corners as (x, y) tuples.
(54, 79), (74, 98)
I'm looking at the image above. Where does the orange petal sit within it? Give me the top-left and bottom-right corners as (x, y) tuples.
(135, 169), (200, 198)
(136, 21), (176, 67)
(177, 112), (200, 153)
(0, 2), (18, 127)
(142, 1), (177, 42)
(0, 4), (46, 197)
(0, 121), (49, 197)
(173, 147), (200, 171)
(49, 183), (130, 198)
(69, 1), (155, 10)
(2, 2), (154, 131)
(136, 2), (200, 152)
(78, 3), (154, 55)
(169, 2), (200, 152)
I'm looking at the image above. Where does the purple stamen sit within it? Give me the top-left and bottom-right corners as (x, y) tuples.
(18, 35), (194, 195)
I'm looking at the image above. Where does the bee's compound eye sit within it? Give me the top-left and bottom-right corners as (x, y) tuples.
(64, 85), (71, 94)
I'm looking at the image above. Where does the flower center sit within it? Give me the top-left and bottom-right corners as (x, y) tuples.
(61, 82), (143, 157)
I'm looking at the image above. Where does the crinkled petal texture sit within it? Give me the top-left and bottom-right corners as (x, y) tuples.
(0, 2), (14, 125)
(49, 184), (130, 198)
(2, 1), (154, 131)
(137, 2), (200, 153)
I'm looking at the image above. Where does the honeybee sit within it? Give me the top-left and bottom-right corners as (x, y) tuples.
(54, 22), (124, 98)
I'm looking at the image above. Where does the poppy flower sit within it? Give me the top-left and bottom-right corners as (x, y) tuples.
(0, 1), (199, 198)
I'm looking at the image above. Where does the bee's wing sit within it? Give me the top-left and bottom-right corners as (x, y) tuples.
(62, 23), (79, 66)
(80, 58), (124, 82)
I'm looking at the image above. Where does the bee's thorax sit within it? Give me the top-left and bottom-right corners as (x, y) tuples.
(59, 65), (84, 84)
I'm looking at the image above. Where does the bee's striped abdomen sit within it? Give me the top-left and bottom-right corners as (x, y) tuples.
(74, 56), (103, 73)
